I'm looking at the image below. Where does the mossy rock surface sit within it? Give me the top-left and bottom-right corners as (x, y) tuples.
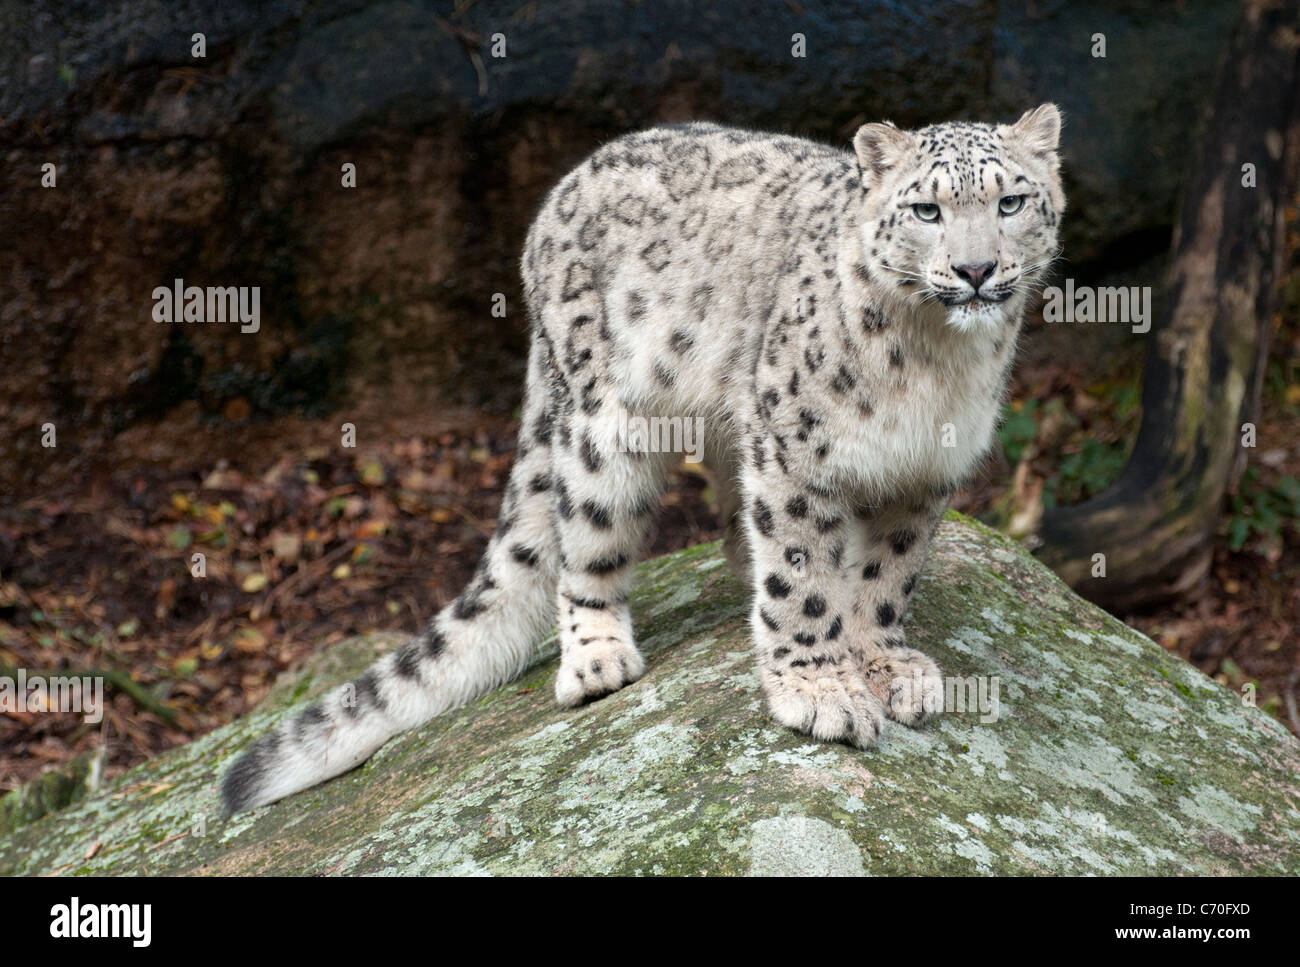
(0, 749), (108, 837)
(2, 514), (1297, 876)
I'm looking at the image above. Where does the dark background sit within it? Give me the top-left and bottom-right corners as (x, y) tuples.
(1, 0), (1236, 467)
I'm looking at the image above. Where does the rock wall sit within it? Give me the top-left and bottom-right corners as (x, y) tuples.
(0, 1), (1238, 492)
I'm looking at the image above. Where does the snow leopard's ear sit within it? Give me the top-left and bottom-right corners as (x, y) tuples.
(1007, 103), (1062, 157)
(853, 121), (913, 189)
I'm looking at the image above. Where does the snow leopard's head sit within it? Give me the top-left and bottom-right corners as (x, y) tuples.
(853, 103), (1064, 332)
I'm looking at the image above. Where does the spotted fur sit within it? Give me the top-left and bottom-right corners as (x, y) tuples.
(221, 105), (1064, 815)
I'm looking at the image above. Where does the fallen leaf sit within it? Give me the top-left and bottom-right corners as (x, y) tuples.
(202, 469), (244, 490)
(271, 532), (301, 562)
(355, 519), (388, 539)
(232, 627), (267, 653)
(240, 573), (268, 593)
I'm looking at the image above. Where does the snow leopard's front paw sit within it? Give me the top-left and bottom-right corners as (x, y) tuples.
(762, 666), (886, 747)
(863, 646), (944, 726)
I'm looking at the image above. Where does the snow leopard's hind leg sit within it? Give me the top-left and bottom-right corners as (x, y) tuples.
(541, 361), (671, 707)
(549, 406), (671, 705)
(848, 493), (949, 726)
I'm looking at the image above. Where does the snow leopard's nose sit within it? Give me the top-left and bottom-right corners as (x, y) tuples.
(952, 261), (997, 291)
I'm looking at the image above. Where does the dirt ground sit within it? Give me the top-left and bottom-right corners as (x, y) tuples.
(3, 297), (1297, 793)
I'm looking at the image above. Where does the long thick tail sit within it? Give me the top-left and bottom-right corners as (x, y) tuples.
(220, 339), (560, 815)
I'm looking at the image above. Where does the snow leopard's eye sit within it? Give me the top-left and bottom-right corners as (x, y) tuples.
(998, 194), (1025, 216)
(912, 203), (940, 222)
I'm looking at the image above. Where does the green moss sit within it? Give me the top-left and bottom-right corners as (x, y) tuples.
(0, 749), (107, 836)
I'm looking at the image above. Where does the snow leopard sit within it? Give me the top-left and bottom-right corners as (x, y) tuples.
(221, 104), (1064, 814)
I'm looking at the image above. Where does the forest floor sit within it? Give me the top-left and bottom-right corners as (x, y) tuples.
(3, 280), (1298, 793)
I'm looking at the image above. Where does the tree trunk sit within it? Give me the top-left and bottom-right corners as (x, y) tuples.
(1036, 0), (1300, 611)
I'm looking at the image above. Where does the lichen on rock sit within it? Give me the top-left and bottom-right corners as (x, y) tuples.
(1, 513), (1296, 876)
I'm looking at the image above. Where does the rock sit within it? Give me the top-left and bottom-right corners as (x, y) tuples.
(1, 512), (1295, 875)
(0, 748), (108, 837)
(0, 0), (1238, 493)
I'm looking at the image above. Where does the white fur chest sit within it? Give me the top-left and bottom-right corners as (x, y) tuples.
(822, 319), (1009, 497)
